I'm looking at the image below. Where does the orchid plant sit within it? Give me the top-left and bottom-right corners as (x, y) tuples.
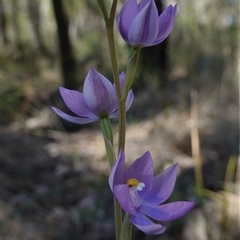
(52, 0), (194, 239)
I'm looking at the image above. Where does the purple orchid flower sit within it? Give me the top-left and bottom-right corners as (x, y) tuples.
(117, 0), (177, 47)
(52, 68), (134, 124)
(109, 150), (194, 234)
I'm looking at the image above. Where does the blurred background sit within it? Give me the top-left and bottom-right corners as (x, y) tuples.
(1, 0), (239, 239)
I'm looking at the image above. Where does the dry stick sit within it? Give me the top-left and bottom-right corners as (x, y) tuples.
(190, 89), (214, 240)
(220, 155), (237, 240)
(190, 89), (204, 197)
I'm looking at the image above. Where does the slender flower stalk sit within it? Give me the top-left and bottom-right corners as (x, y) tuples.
(97, 2), (124, 239)
(118, 47), (141, 151)
(97, 0), (127, 153)
(105, 22), (127, 153)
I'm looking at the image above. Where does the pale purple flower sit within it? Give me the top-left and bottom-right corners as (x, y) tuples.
(52, 68), (133, 124)
(109, 151), (194, 234)
(117, 0), (177, 47)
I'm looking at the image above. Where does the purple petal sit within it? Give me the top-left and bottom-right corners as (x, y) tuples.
(137, 0), (152, 11)
(152, 4), (177, 45)
(130, 212), (166, 234)
(117, 0), (139, 42)
(116, 71), (134, 112)
(110, 89), (133, 118)
(109, 90), (133, 118)
(128, 1), (159, 46)
(59, 87), (96, 118)
(109, 150), (126, 191)
(114, 184), (138, 215)
(83, 68), (117, 117)
(109, 111), (119, 119)
(139, 201), (195, 221)
(119, 71), (125, 90)
(125, 151), (154, 199)
(126, 90), (134, 111)
(51, 107), (97, 124)
(142, 163), (178, 205)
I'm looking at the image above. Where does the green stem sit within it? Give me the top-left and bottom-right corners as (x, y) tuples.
(118, 47), (141, 150)
(118, 47), (140, 152)
(118, 97), (126, 151)
(100, 119), (122, 240)
(120, 213), (133, 240)
(110, 0), (118, 21)
(105, 28), (123, 240)
(103, 0), (125, 156)
(105, 20), (122, 100)
(100, 118), (122, 239)
(115, 47), (141, 240)
(98, 2), (122, 239)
